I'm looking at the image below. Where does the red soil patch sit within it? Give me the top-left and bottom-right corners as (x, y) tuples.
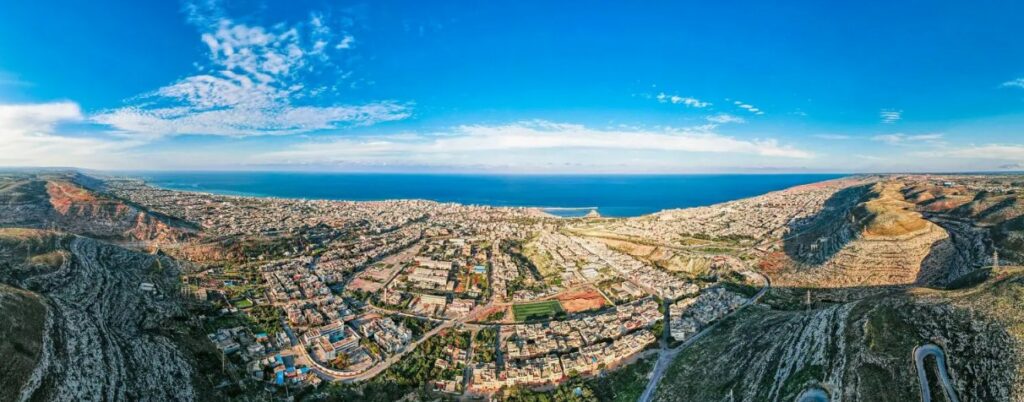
(348, 278), (381, 292)
(556, 288), (607, 313)
(757, 251), (790, 275)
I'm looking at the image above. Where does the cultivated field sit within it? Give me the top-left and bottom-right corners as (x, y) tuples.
(512, 300), (564, 321)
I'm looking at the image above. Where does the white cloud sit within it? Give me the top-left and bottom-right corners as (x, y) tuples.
(706, 114), (745, 124)
(733, 100), (764, 115)
(813, 134), (851, 140)
(336, 35), (355, 49)
(260, 120), (814, 167)
(871, 133), (942, 145)
(1002, 78), (1024, 89)
(880, 109), (902, 123)
(93, 10), (408, 137)
(0, 102), (139, 168)
(656, 93), (710, 108)
(93, 102), (408, 138)
(938, 144), (1024, 160)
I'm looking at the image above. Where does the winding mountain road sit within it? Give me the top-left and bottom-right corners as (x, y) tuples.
(914, 344), (960, 402)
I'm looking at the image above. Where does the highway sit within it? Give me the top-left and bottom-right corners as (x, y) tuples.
(914, 344), (960, 402)
(637, 271), (770, 402)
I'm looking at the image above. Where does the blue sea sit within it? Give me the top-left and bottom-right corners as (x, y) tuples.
(132, 172), (845, 217)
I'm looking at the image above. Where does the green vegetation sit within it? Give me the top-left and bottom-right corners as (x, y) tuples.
(650, 319), (665, 339)
(485, 309), (507, 322)
(313, 330), (469, 402)
(720, 281), (759, 298)
(474, 327), (499, 363)
(503, 356), (656, 402)
(205, 304), (283, 335)
(397, 315), (435, 339)
(248, 305), (284, 334)
(861, 304), (920, 358)
(512, 300), (565, 321)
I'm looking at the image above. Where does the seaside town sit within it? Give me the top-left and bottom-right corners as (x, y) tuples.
(7, 171), (1024, 402)
(94, 177), (765, 399)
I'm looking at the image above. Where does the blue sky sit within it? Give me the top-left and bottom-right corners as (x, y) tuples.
(2, 0), (1024, 172)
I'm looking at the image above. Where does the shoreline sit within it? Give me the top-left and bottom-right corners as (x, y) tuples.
(129, 172), (848, 218)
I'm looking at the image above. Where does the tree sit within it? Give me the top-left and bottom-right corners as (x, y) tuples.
(331, 353), (351, 370)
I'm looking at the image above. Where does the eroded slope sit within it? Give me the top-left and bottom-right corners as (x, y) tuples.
(0, 229), (202, 402)
(653, 269), (1024, 402)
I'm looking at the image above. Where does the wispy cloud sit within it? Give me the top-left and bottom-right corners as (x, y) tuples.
(656, 93), (710, 108)
(871, 133), (942, 145)
(936, 144), (1024, 160)
(733, 100), (764, 115)
(261, 120), (814, 167)
(705, 113), (745, 124)
(0, 102), (139, 168)
(880, 109), (902, 123)
(1002, 78), (1024, 89)
(813, 134), (851, 140)
(93, 5), (409, 137)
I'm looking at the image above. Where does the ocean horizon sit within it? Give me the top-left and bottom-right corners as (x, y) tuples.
(131, 172), (847, 217)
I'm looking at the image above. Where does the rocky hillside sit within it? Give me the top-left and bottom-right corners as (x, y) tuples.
(0, 173), (196, 243)
(0, 229), (207, 402)
(0, 281), (48, 402)
(653, 268), (1024, 402)
(775, 181), (955, 288)
(900, 178), (1024, 264)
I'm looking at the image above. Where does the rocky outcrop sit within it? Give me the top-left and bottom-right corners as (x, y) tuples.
(653, 280), (1022, 402)
(777, 181), (954, 288)
(1, 174), (196, 243)
(1, 231), (199, 402)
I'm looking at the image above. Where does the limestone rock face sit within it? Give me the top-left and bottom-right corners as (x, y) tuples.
(1, 232), (198, 402)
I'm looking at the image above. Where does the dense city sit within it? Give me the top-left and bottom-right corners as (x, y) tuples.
(99, 177), (765, 399)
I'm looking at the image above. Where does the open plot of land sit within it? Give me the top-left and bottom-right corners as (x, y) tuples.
(556, 288), (608, 312)
(512, 300), (564, 321)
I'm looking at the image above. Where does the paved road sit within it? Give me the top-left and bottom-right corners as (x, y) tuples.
(915, 344), (960, 402)
(637, 271), (770, 402)
(298, 300), (496, 383)
(796, 387), (829, 402)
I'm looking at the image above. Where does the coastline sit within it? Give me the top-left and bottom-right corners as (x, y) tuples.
(132, 172), (848, 218)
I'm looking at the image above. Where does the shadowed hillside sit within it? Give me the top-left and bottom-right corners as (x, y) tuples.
(0, 282), (47, 402)
(0, 228), (216, 402)
(776, 181), (954, 289)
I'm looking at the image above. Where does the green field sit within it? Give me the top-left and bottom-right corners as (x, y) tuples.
(512, 300), (564, 321)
